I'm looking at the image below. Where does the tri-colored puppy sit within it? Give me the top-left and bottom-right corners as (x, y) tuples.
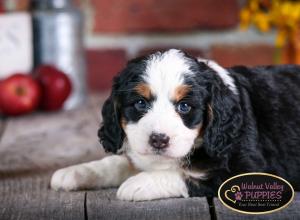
(51, 49), (300, 201)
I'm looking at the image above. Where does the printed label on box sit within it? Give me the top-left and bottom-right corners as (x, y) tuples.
(0, 13), (32, 78)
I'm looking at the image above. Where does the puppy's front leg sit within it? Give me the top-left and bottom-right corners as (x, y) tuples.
(117, 170), (188, 201)
(51, 155), (135, 191)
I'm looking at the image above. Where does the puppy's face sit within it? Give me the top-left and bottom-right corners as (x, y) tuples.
(118, 50), (208, 160)
(100, 49), (238, 170)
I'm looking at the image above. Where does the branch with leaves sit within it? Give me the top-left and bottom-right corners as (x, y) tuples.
(240, 0), (300, 63)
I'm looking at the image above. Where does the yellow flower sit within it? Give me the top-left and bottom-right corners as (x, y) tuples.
(253, 12), (271, 32)
(240, 0), (300, 51)
(240, 9), (251, 29)
(249, 0), (259, 12)
(275, 30), (287, 47)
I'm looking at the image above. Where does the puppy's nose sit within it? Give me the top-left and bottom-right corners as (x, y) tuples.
(149, 133), (170, 149)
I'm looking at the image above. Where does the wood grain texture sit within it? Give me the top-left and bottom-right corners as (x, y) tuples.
(0, 192), (85, 220)
(0, 173), (86, 220)
(0, 116), (6, 142)
(0, 94), (108, 174)
(87, 189), (211, 220)
(213, 193), (300, 220)
(0, 95), (108, 220)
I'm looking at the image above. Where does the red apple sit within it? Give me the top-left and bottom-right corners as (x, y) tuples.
(0, 74), (41, 116)
(34, 65), (72, 111)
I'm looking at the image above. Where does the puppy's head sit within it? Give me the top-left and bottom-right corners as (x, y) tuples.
(99, 49), (240, 168)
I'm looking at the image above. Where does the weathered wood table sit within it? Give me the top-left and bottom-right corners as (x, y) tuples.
(0, 94), (299, 220)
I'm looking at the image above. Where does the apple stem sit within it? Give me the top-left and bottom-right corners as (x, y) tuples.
(16, 86), (26, 96)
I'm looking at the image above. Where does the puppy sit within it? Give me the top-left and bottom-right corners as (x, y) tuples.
(51, 49), (300, 201)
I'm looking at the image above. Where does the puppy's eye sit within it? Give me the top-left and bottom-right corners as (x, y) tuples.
(134, 99), (148, 111)
(177, 102), (192, 114)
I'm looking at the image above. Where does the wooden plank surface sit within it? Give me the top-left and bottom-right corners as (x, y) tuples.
(0, 94), (107, 174)
(0, 94), (108, 220)
(0, 116), (6, 144)
(0, 174), (85, 220)
(87, 189), (211, 220)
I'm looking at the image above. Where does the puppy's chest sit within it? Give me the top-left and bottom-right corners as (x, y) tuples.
(126, 150), (180, 171)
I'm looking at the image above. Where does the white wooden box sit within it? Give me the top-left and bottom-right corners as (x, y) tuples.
(0, 12), (33, 78)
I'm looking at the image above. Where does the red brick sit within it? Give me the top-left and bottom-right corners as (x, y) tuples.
(86, 49), (127, 92)
(138, 47), (205, 58)
(91, 0), (239, 33)
(13, 0), (29, 11)
(210, 44), (276, 67)
(0, 1), (4, 12)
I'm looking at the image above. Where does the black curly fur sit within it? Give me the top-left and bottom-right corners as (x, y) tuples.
(98, 56), (147, 153)
(187, 64), (300, 196)
(98, 95), (124, 153)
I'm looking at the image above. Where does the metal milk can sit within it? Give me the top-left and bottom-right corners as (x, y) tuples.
(31, 0), (87, 109)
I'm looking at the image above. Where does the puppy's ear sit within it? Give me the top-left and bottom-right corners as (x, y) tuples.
(202, 66), (242, 158)
(98, 94), (124, 153)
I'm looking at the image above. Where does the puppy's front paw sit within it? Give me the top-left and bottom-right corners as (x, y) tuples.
(51, 165), (95, 191)
(117, 172), (188, 201)
(117, 172), (157, 201)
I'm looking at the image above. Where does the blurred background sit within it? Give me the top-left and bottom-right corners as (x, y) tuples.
(0, 0), (299, 112)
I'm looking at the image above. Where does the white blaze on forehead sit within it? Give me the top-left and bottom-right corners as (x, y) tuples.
(144, 49), (193, 97)
(197, 58), (238, 94)
(124, 49), (201, 161)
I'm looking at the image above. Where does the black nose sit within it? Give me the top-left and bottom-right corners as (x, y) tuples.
(149, 133), (170, 149)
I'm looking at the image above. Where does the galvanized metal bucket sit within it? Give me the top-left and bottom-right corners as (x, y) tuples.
(32, 0), (87, 110)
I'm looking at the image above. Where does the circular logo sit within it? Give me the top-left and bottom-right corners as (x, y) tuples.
(218, 173), (295, 214)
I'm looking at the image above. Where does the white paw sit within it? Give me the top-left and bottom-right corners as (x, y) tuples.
(51, 165), (95, 191)
(117, 172), (188, 201)
(117, 172), (159, 201)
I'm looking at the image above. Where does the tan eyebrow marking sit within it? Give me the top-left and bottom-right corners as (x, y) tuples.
(121, 117), (127, 129)
(135, 83), (151, 99)
(173, 85), (192, 102)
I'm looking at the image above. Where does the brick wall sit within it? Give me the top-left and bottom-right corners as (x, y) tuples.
(5, 0), (277, 92)
(91, 0), (239, 32)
